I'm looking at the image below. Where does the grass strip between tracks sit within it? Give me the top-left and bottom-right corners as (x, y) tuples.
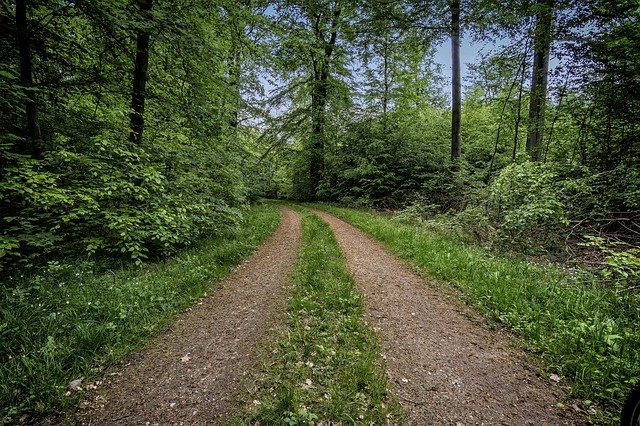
(244, 208), (402, 425)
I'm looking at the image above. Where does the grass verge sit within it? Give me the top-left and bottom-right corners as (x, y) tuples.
(243, 209), (402, 425)
(0, 202), (282, 422)
(314, 204), (640, 425)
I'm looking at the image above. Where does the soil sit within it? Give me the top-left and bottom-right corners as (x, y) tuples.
(70, 206), (302, 425)
(313, 209), (585, 426)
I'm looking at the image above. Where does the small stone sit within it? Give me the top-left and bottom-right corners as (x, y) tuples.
(68, 377), (84, 391)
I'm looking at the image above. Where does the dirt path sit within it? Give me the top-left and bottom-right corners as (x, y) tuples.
(314, 210), (580, 426)
(74, 207), (301, 425)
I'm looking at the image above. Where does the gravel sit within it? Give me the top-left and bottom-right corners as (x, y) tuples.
(71, 207), (301, 425)
(314, 209), (584, 426)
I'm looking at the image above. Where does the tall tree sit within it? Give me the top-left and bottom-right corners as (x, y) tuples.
(450, 0), (461, 163)
(526, 0), (553, 161)
(308, 1), (341, 199)
(129, 0), (153, 144)
(15, 0), (41, 157)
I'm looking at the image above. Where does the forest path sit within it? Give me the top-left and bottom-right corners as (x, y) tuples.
(73, 207), (301, 425)
(313, 209), (577, 426)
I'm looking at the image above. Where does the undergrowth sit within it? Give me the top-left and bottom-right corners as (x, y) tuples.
(316, 204), (640, 425)
(243, 209), (402, 425)
(0, 202), (282, 423)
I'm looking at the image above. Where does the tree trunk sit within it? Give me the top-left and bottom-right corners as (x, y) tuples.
(16, 0), (41, 158)
(308, 5), (341, 200)
(526, 0), (553, 161)
(129, 0), (153, 144)
(309, 80), (327, 200)
(382, 38), (389, 132)
(450, 0), (462, 164)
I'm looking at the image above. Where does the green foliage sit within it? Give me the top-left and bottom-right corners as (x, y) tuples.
(244, 209), (402, 425)
(488, 161), (569, 252)
(0, 203), (281, 422)
(0, 1), (256, 271)
(319, 205), (640, 424)
(582, 236), (640, 286)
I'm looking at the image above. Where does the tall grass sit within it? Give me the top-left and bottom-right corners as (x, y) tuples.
(244, 210), (402, 425)
(0, 203), (281, 422)
(317, 205), (640, 424)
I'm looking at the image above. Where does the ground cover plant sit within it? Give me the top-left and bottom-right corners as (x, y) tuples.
(0, 203), (281, 423)
(243, 209), (402, 425)
(316, 204), (640, 424)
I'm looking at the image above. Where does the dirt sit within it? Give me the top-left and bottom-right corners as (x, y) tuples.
(71, 206), (301, 425)
(313, 209), (585, 426)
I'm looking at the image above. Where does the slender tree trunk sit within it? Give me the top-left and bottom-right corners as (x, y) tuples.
(526, 0), (553, 161)
(382, 39), (389, 132)
(544, 77), (567, 162)
(16, 0), (41, 158)
(129, 0), (153, 144)
(513, 56), (528, 161)
(450, 0), (461, 164)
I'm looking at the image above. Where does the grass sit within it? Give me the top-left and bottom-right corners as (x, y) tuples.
(314, 204), (640, 425)
(243, 209), (402, 425)
(0, 202), (282, 423)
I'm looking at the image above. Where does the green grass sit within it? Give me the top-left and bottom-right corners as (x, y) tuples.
(0, 202), (282, 422)
(243, 209), (402, 425)
(314, 204), (640, 424)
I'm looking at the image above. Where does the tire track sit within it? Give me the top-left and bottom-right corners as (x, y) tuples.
(314, 209), (578, 426)
(74, 207), (301, 425)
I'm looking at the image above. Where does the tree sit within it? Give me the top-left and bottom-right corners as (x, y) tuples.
(129, 0), (153, 144)
(450, 0), (461, 163)
(308, 1), (342, 200)
(526, 0), (553, 161)
(15, 0), (41, 157)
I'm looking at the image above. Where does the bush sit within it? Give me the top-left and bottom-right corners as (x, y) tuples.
(488, 161), (569, 253)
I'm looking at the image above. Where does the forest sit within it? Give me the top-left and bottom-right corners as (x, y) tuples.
(1, 0), (639, 424)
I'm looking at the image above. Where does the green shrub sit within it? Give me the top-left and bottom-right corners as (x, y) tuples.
(488, 161), (569, 252)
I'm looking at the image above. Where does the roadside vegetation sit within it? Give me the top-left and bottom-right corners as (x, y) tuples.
(0, 203), (281, 423)
(316, 204), (640, 424)
(243, 209), (402, 425)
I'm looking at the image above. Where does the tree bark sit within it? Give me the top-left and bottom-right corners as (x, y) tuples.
(129, 0), (153, 144)
(526, 0), (553, 161)
(450, 0), (461, 164)
(308, 4), (341, 200)
(16, 0), (41, 158)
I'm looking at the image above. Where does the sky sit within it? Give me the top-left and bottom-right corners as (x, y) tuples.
(435, 37), (480, 80)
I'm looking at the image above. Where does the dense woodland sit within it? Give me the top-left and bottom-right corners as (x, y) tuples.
(1, 0), (639, 272)
(1, 0), (640, 422)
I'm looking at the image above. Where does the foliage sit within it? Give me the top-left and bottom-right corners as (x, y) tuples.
(0, 1), (259, 272)
(244, 209), (402, 425)
(318, 204), (640, 425)
(487, 161), (569, 252)
(582, 236), (640, 287)
(0, 203), (281, 422)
